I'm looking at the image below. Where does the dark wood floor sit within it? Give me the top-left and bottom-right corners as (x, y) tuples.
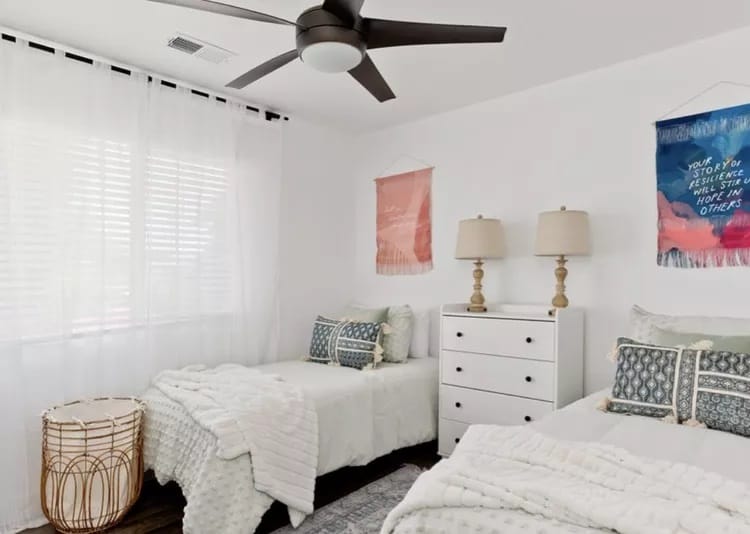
(26, 441), (439, 534)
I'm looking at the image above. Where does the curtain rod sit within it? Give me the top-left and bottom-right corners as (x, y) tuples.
(0, 28), (289, 123)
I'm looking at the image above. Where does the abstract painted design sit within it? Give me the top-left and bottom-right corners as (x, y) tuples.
(656, 103), (750, 268)
(375, 168), (432, 275)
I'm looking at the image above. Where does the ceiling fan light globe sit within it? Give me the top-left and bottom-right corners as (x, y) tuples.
(300, 41), (363, 73)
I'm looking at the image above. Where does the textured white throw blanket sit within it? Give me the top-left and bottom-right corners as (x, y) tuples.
(382, 425), (750, 534)
(152, 364), (318, 523)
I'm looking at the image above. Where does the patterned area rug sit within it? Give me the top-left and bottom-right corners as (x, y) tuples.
(272, 465), (423, 534)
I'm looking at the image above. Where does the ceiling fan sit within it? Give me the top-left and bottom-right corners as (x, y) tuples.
(148, 0), (507, 102)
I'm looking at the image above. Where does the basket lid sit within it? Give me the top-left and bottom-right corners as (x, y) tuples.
(44, 397), (144, 424)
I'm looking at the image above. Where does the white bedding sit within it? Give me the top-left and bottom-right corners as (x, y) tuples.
(152, 364), (318, 524)
(144, 358), (438, 534)
(265, 358), (438, 475)
(533, 389), (750, 484)
(383, 389), (750, 533)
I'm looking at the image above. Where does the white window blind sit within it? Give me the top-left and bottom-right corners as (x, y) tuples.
(145, 153), (232, 321)
(0, 119), (234, 341)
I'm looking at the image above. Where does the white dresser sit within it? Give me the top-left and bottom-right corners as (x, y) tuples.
(438, 303), (584, 456)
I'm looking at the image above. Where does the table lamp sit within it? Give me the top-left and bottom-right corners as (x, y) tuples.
(455, 215), (505, 312)
(534, 206), (590, 309)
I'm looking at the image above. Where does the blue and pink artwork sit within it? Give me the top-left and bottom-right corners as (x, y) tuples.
(656, 103), (750, 268)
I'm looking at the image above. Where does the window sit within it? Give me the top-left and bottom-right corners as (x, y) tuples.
(0, 119), (235, 340)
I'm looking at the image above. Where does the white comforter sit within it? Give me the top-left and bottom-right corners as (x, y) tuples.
(145, 364), (318, 532)
(143, 359), (438, 534)
(382, 425), (750, 534)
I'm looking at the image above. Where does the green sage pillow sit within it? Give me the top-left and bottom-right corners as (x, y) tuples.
(340, 304), (413, 363)
(384, 305), (413, 363)
(652, 326), (750, 354)
(340, 305), (388, 324)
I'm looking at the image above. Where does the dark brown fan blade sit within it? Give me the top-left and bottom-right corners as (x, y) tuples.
(226, 50), (299, 89)
(147, 0), (299, 27)
(321, 0), (365, 24)
(348, 54), (395, 102)
(364, 18), (506, 49)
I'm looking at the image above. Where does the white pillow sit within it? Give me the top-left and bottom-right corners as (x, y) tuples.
(409, 309), (430, 358)
(630, 305), (750, 344)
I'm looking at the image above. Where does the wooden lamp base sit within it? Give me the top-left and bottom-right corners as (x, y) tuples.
(551, 255), (569, 309)
(466, 259), (488, 313)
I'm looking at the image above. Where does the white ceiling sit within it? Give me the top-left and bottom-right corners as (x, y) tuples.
(2, 0), (750, 132)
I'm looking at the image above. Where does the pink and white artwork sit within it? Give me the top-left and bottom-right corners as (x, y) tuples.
(375, 168), (433, 275)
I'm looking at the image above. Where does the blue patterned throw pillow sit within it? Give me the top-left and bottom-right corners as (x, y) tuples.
(684, 350), (750, 437)
(608, 337), (691, 419)
(608, 337), (750, 438)
(308, 316), (383, 370)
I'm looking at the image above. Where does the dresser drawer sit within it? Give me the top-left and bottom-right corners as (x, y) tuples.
(442, 351), (554, 401)
(441, 316), (554, 360)
(440, 385), (553, 425)
(438, 418), (469, 456)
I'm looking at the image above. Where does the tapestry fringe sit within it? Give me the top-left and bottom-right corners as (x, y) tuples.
(658, 249), (750, 268)
(376, 261), (433, 276)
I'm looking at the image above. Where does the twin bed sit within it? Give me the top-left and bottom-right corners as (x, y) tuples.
(383, 389), (750, 533)
(382, 304), (750, 533)
(143, 357), (438, 533)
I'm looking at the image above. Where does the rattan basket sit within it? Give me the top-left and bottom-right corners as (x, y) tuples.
(41, 397), (146, 534)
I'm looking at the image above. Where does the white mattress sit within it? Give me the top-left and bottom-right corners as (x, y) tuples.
(532, 389), (750, 485)
(260, 358), (438, 475)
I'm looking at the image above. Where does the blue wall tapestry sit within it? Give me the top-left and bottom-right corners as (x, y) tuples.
(656, 103), (750, 268)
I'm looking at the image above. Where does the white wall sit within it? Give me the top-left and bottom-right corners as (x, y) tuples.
(348, 27), (750, 393)
(279, 118), (357, 359)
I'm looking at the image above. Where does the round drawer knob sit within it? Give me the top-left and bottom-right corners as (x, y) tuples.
(525, 376), (532, 383)
(455, 366), (463, 372)
(454, 437), (460, 444)
(524, 415), (532, 422)
(525, 337), (533, 343)
(455, 402), (462, 408)
(456, 332), (464, 338)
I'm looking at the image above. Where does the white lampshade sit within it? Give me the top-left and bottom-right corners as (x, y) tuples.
(455, 215), (505, 260)
(534, 206), (591, 257)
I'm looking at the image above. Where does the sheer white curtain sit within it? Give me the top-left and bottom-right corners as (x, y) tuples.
(0, 39), (282, 532)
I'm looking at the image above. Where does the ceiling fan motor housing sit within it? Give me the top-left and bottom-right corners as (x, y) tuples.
(296, 7), (366, 72)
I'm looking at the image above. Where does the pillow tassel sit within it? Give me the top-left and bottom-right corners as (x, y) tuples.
(684, 417), (707, 429)
(373, 342), (384, 364)
(661, 413), (678, 425)
(596, 397), (611, 412)
(689, 340), (714, 350)
(606, 342), (619, 363)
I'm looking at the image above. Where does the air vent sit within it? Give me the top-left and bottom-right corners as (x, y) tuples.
(167, 33), (236, 64)
(168, 36), (202, 54)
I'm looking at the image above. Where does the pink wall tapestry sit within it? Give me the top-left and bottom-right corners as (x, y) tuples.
(375, 168), (433, 275)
